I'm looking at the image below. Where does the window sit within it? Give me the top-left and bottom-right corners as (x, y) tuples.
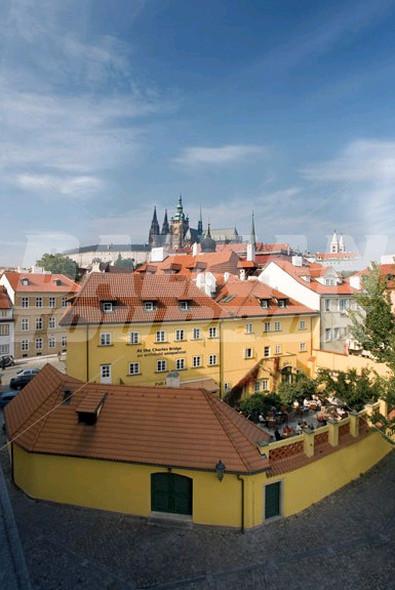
(299, 319), (306, 330)
(21, 318), (29, 331)
(61, 336), (67, 348)
(21, 340), (29, 352)
(36, 297), (43, 308)
(156, 359), (167, 373)
(175, 329), (185, 341)
(129, 332), (139, 344)
(299, 342), (307, 352)
(156, 330), (166, 343)
(244, 348), (253, 359)
(278, 299), (287, 308)
(102, 302), (113, 313)
(263, 321), (270, 332)
(100, 333), (111, 346)
(192, 355), (201, 368)
(208, 354), (217, 366)
(333, 327), (340, 340)
(192, 328), (201, 340)
(325, 328), (332, 342)
(265, 482), (281, 520)
(264, 346), (270, 358)
(49, 296), (56, 308)
(324, 299), (330, 312)
(208, 326), (218, 338)
(275, 344), (282, 355)
(48, 336), (56, 349)
(339, 299), (349, 312)
(179, 300), (189, 311)
(254, 381), (261, 393)
(21, 297), (29, 308)
(35, 338), (43, 350)
(176, 358), (185, 370)
(246, 323), (253, 334)
(48, 316), (56, 329)
(260, 299), (269, 309)
(0, 324), (9, 336)
(274, 321), (281, 332)
(0, 344), (9, 354)
(144, 301), (155, 311)
(262, 378), (269, 391)
(35, 317), (43, 330)
(62, 297), (67, 308)
(129, 362), (140, 375)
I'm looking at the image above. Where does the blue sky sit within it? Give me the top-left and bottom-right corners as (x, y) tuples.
(2, 0), (395, 265)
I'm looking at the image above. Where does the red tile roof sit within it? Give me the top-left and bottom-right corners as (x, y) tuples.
(2, 271), (79, 293)
(60, 272), (228, 326)
(315, 252), (359, 260)
(215, 276), (317, 318)
(0, 287), (12, 310)
(143, 250), (241, 276)
(5, 365), (270, 474)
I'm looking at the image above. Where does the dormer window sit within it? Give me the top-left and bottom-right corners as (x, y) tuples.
(179, 300), (189, 311)
(260, 299), (269, 309)
(21, 278), (29, 286)
(277, 299), (288, 308)
(144, 301), (155, 311)
(102, 302), (113, 313)
(54, 278), (62, 286)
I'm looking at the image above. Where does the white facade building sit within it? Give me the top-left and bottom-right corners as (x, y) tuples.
(0, 286), (14, 356)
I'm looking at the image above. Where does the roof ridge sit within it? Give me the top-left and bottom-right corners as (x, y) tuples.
(203, 392), (253, 472)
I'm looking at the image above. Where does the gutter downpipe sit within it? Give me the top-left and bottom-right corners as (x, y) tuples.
(219, 318), (223, 399)
(237, 474), (245, 533)
(86, 323), (89, 382)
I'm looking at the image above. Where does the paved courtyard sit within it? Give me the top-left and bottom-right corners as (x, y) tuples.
(0, 437), (393, 590)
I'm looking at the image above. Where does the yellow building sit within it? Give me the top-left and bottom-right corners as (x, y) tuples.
(60, 273), (320, 397)
(4, 365), (392, 530)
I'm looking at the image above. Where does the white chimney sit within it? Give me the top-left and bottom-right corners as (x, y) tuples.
(292, 255), (303, 267)
(349, 274), (361, 290)
(239, 269), (246, 281)
(223, 272), (230, 283)
(192, 242), (199, 256)
(150, 247), (165, 263)
(246, 242), (255, 262)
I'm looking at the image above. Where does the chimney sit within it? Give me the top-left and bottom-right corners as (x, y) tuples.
(246, 242), (255, 263)
(192, 242), (199, 256)
(292, 255), (303, 267)
(223, 272), (230, 283)
(166, 371), (181, 388)
(239, 269), (246, 281)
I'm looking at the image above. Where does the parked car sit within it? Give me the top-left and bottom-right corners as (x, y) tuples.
(0, 389), (19, 409)
(0, 354), (15, 369)
(10, 368), (40, 390)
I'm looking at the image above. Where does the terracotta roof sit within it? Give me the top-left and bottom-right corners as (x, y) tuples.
(315, 252), (359, 260)
(60, 273), (228, 326)
(5, 365), (270, 474)
(144, 251), (240, 276)
(2, 271), (79, 293)
(215, 276), (317, 317)
(265, 260), (355, 295)
(0, 287), (12, 310)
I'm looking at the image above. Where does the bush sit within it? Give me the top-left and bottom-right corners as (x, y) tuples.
(276, 373), (317, 407)
(239, 393), (281, 422)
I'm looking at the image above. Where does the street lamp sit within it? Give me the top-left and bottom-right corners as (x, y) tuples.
(215, 460), (226, 482)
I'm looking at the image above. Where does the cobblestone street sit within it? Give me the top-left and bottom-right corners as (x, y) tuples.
(0, 443), (394, 590)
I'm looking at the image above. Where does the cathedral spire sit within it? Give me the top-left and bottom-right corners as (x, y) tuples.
(161, 209), (169, 235)
(148, 206), (160, 246)
(197, 205), (203, 238)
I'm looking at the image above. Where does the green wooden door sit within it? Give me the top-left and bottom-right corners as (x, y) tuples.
(265, 482), (281, 519)
(151, 473), (192, 515)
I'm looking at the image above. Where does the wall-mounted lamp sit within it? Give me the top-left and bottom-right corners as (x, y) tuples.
(215, 459), (226, 482)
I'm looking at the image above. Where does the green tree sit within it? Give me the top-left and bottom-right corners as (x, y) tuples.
(276, 373), (316, 407)
(315, 368), (382, 412)
(113, 254), (135, 271)
(36, 253), (78, 279)
(239, 393), (281, 422)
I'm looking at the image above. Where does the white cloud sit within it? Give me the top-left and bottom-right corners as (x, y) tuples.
(15, 174), (102, 197)
(174, 144), (267, 166)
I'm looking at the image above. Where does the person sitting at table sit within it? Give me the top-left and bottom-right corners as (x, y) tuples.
(282, 424), (293, 437)
(274, 428), (282, 441)
(303, 397), (310, 410)
(295, 422), (303, 434)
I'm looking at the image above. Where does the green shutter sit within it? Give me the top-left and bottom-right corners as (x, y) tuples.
(265, 482), (281, 519)
(151, 473), (192, 515)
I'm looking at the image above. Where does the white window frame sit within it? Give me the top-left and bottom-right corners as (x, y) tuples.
(175, 358), (185, 371)
(35, 317), (43, 330)
(275, 344), (282, 355)
(129, 362), (140, 375)
(192, 327), (201, 340)
(156, 330), (166, 343)
(21, 318), (29, 331)
(274, 321), (281, 332)
(49, 296), (56, 308)
(62, 297), (68, 308)
(61, 335), (67, 348)
(325, 328), (332, 342)
(48, 316), (56, 329)
(208, 326), (218, 339)
(35, 338), (43, 350)
(262, 378), (269, 391)
(144, 301), (155, 311)
(263, 321), (270, 332)
(0, 324), (9, 336)
(246, 323), (253, 334)
(156, 359), (167, 373)
(192, 355), (201, 368)
(299, 342), (307, 352)
(48, 336), (56, 349)
(102, 302), (113, 313)
(179, 300), (189, 311)
(208, 354), (217, 366)
(244, 348), (253, 359)
(100, 364), (112, 383)
(21, 340), (29, 352)
(299, 319), (306, 330)
(36, 297), (43, 308)
(21, 297), (29, 308)
(129, 332), (140, 344)
(175, 329), (185, 341)
(264, 346), (271, 358)
(100, 333), (112, 346)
